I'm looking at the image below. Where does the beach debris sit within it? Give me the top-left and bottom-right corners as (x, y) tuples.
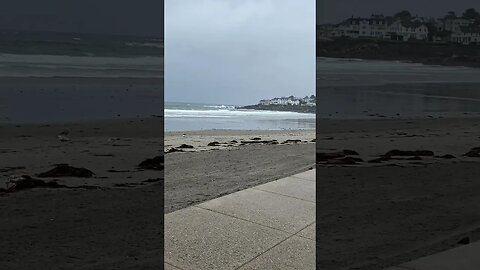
(138, 156), (164, 170)
(437, 154), (456, 159)
(325, 157), (363, 165)
(317, 152), (345, 161)
(107, 169), (131, 173)
(57, 135), (70, 142)
(240, 140), (278, 145)
(458, 237), (470, 245)
(57, 129), (71, 142)
(0, 166), (26, 173)
(114, 183), (140, 188)
(463, 147), (480, 157)
(282, 139), (302, 144)
(107, 137), (121, 143)
(251, 137), (262, 141)
(384, 150), (434, 157)
(177, 144), (194, 149)
(368, 157), (390, 163)
(310, 139), (316, 142)
(342, 149), (359, 156)
(37, 164), (94, 178)
(207, 141), (221, 146)
(230, 140), (238, 143)
(166, 148), (184, 153)
(317, 149), (362, 165)
(369, 151), (431, 163)
(1, 175), (65, 193)
(93, 154), (115, 157)
(143, 178), (162, 183)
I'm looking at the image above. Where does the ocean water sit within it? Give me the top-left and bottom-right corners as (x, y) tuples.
(0, 30), (163, 57)
(0, 30), (163, 78)
(317, 57), (480, 119)
(0, 30), (163, 123)
(165, 102), (315, 131)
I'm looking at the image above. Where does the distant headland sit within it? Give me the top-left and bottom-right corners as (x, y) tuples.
(239, 95), (316, 114)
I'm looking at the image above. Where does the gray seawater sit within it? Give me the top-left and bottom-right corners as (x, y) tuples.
(0, 31), (163, 123)
(317, 57), (480, 119)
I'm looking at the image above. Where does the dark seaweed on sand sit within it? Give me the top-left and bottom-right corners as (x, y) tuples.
(138, 156), (164, 170)
(37, 164), (94, 178)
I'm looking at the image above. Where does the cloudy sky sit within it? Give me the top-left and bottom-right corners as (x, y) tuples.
(318, 0), (480, 24)
(0, 0), (163, 37)
(165, 0), (315, 105)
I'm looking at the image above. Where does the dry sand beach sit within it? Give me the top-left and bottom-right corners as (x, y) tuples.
(165, 129), (316, 213)
(315, 117), (480, 269)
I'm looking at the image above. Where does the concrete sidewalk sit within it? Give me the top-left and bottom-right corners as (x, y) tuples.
(165, 169), (316, 270)
(386, 241), (480, 270)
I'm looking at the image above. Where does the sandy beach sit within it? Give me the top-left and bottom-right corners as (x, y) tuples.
(315, 117), (480, 269)
(2, 115), (480, 269)
(0, 117), (165, 269)
(165, 129), (316, 213)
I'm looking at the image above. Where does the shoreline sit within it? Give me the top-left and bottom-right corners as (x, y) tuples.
(317, 39), (480, 69)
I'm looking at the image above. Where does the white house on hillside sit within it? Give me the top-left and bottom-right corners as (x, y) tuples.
(450, 25), (480, 44)
(388, 20), (429, 41)
(328, 16), (429, 41)
(334, 17), (389, 39)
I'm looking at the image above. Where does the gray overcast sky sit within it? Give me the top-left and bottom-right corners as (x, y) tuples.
(0, 0), (163, 37)
(165, 0), (315, 105)
(318, 0), (480, 24)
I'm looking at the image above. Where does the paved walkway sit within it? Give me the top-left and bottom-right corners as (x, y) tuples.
(165, 169), (316, 270)
(386, 241), (480, 270)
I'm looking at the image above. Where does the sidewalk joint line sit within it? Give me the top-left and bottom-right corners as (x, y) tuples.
(292, 221), (316, 240)
(165, 262), (186, 270)
(289, 175), (316, 182)
(250, 187), (315, 203)
(193, 205), (302, 236)
(234, 221), (315, 270)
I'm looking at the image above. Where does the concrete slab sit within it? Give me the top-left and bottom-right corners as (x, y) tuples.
(398, 241), (480, 270)
(253, 176), (315, 202)
(290, 169), (315, 181)
(238, 236), (315, 270)
(297, 222), (315, 240)
(164, 207), (290, 270)
(197, 188), (315, 234)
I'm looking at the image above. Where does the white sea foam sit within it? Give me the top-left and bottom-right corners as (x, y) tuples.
(164, 108), (315, 119)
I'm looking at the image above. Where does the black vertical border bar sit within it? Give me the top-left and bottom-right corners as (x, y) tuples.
(160, 0), (165, 264)
(315, 1), (320, 269)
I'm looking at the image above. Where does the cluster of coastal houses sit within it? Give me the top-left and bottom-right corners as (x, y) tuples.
(259, 95), (316, 107)
(318, 11), (480, 45)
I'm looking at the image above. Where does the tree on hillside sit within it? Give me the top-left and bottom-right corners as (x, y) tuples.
(394, 10), (412, 22)
(445, 11), (457, 19)
(462, 8), (480, 20)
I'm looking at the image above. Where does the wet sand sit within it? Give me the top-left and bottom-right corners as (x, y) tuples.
(315, 117), (480, 269)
